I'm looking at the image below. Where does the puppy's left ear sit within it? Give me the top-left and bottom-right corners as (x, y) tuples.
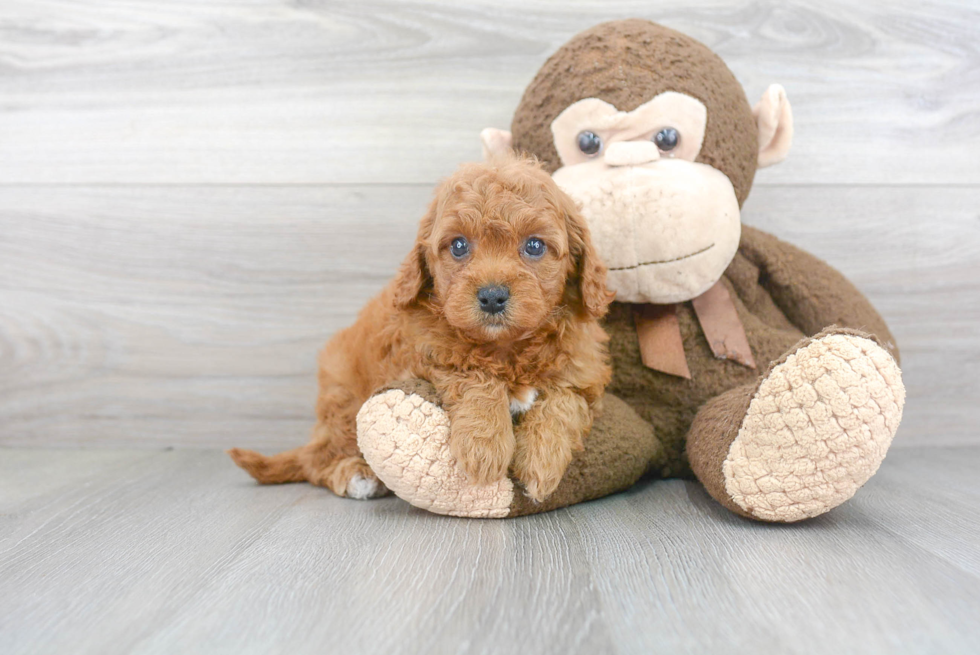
(561, 194), (614, 319)
(393, 204), (436, 308)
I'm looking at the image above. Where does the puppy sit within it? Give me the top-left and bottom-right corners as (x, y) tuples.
(229, 156), (613, 502)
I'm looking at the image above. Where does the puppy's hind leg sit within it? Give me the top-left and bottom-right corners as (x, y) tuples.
(229, 325), (389, 499)
(228, 432), (388, 499)
(299, 419), (390, 499)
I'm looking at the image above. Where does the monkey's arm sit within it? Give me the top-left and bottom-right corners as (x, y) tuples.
(356, 380), (663, 518)
(738, 225), (900, 363)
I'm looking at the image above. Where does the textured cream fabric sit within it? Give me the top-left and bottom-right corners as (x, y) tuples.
(357, 389), (514, 518)
(724, 334), (905, 522)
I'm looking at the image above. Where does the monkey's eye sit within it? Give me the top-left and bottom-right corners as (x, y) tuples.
(450, 237), (469, 259)
(577, 131), (603, 156)
(653, 127), (680, 151)
(523, 237), (546, 258)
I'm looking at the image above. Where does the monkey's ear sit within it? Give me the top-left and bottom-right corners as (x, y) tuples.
(480, 128), (513, 161)
(562, 196), (614, 319)
(393, 207), (436, 308)
(753, 84), (793, 168)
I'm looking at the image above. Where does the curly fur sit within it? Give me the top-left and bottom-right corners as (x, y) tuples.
(229, 156), (613, 502)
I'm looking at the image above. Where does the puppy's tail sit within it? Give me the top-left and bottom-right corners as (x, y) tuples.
(227, 446), (307, 484)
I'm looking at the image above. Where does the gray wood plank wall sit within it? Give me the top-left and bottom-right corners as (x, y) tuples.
(1, 1), (978, 448)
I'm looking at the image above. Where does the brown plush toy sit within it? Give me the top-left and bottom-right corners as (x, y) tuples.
(355, 19), (905, 521)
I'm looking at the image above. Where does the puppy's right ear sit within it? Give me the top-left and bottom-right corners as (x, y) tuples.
(560, 192), (614, 320)
(480, 128), (513, 161)
(392, 204), (436, 308)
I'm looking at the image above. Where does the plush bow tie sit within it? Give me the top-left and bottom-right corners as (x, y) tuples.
(632, 281), (756, 379)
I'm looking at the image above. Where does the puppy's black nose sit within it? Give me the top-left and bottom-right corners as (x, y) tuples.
(477, 285), (509, 315)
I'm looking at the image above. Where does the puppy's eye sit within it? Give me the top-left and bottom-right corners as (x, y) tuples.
(653, 127), (679, 151)
(450, 237), (469, 259)
(577, 131), (602, 156)
(523, 238), (546, 258)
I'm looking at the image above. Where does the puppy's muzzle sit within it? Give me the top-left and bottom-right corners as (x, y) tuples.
(477, 285), (509, 315)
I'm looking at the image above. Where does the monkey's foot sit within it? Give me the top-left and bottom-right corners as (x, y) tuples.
(356, 385), (515, 518)
(723, 331), (905, 522)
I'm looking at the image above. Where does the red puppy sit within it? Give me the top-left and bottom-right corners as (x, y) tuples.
(229, 157), (612, 502)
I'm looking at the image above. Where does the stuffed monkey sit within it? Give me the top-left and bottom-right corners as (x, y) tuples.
(356, 19), (905, 521)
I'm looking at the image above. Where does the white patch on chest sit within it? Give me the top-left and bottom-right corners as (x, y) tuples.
(509, 387), (538, 416)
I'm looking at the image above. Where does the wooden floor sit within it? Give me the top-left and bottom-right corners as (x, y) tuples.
(1, 446), (978, 655)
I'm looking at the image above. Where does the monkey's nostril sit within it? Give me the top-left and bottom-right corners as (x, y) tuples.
(477, 285), (510, 315)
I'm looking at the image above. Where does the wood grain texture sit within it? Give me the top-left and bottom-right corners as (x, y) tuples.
(0, 446), (978, 655)
(0, 184), (425, 448)
(1, 183), (977, 448)
(0, 0), (978, 185)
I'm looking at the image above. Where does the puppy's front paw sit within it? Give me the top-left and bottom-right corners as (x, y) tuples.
(512, 441), (573, 503)
(450, 425), (515, 486)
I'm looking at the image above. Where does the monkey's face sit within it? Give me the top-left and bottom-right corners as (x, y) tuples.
(549, 92), (741, 304)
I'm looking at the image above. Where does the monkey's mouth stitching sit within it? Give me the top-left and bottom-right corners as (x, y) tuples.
(609, 243), (715, 271)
